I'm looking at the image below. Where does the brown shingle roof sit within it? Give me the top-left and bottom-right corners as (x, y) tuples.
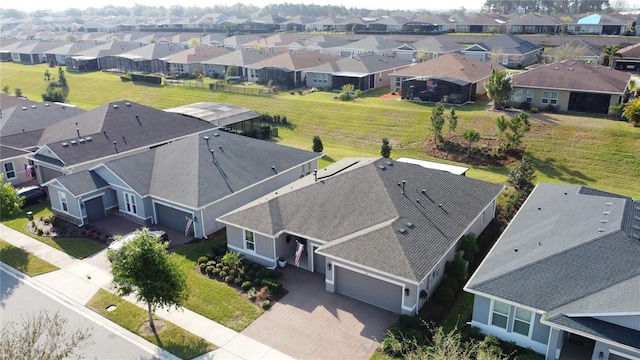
(392, 53), (505, 83)
(248, 50), (335, 71)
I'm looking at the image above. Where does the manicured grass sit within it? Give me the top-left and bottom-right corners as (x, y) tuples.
(172, 233), (264, 332)
(1, 203), (106, 259)
(87, 289), (215, 359)
(0, 240), (59, 276)
(1, 63), (638, 198)
(442, 292), (475, 333)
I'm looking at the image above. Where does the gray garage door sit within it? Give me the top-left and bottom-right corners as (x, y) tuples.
(85, 196), (104, 223)
(610, 354), (633, 360)
(155, 204), (191, 232)
(464, 52), (486, 61)
(335, 266), (402, 313)
(313, 247), (325, 275)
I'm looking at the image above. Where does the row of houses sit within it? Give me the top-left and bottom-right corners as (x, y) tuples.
(3, 12), (638, 36)
(1, 91), (637, 360)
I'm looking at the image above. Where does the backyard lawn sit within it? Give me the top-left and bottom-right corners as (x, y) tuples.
(1, 203), (106, 259)
(2, 62), (636, 198)
(0, 240), (59, 276)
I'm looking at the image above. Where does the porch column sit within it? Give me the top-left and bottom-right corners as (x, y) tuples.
(546, 328), (563, 360)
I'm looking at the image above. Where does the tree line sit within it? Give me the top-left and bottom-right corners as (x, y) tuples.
(482, 0), (612, 15)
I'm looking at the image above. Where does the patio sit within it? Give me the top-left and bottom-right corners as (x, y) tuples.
(241, 266), (399, 359)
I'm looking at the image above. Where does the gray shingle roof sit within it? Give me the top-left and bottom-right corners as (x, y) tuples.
(305, 53), (409, 75)
(201, 49), (275, 66)
(101, 130), (320, 208)
(476, 34), (543, 54)
(466, 183), (640, 333)
(220, 158), (503, 282)
(544, 316), (640, 351)
(0, 101), (85, 138)
(0, 145), (30, 160)
(54, 170), (109, 196)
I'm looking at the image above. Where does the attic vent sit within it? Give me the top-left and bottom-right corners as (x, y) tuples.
(31, 105), (37, 108)
(600, 219), (608, 223)
(603, 210), (611, 215)
(85, 136), (93, 142)
(113, 104), (119, 109)
(44, 103), (49, 107)
(385, 161), (393, 166)
(70, 140), (78, 146)
(554, 67), (559, 70)
(125, 102), (131, 106)
(406, 222), (414, 228)
(598, 227), (606, 232)
(568, 68), (574, 71)
(213, 133), (219, 137)
(398, 228), (407, 234)
(62, 142), (69, 147)
(78, 138), (86, 144)
(378, 165), (386, 170)
(605, 202), (613, 206)
(21, 107), (27, 110)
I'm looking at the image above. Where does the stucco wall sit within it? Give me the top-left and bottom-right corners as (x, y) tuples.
(226, 225), (276, 268)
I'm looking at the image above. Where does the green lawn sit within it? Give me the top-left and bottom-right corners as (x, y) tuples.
(87, 289), (215, 359)
(2, 62), (636, 197)
(442, 292), (475, 333)
(0, 240), (59, 276)
(172, 232), (264, 332)
(1, 203), (106, 259)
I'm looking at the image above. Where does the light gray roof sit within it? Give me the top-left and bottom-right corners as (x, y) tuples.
(201, 49), (275, 66)
(341, 35), (406, 51)
(54, 170), (109, 196)
(101, 130), (320, 208)
(466, 183), (640, 336)
(473, 34), (543, 55)
(412, 36), (465, 54)
(0, 145), (30, 160)
(305, 53), (409, 75)
(163, 102), (259, 127)
(220, 158), (503, 282)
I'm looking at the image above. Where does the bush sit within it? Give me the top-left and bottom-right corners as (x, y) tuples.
(222, 266), (230, 273)
(256, 286), (271, 302)
(206, 260), (216, 267)
(398, 314), (422, 328)
(247, 288), (257, 300)
(197, 256), (209, 264)
(442, 276), (460, 292)
(218, 270), (228, 278)
(229, 269), (238, 277)
(435, 283), (455, 305)
(211, 243), (227, 256)
(241, 281), (253, 291)
(261, 278), (283, 294)
(199, 263), (207, 272)
(225, 275), (235, 284)
(256, 268), (276, 279)
(212, 268), (221, 277)
(234, 277), (243, 286)
(530, 107), (538, 113)
(260, 300), (271, 309)
(206, 265), (215, 274)
(37, 228), (43, 236)
(445, 252), (467, 283)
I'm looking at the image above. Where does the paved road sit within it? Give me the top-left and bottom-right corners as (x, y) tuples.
(0, 268), (161, 360)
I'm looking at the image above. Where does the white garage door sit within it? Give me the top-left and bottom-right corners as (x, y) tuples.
(464, 52), (486, 61)
(335, 266), (402, 313)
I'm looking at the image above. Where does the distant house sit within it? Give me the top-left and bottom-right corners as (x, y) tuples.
(247, 50), (335, 88)
(465, 183), (640, 360)
(44, 130), (321, 235)
(390, 53), (505, 103)
(201, 48), (275, 81)
(507, 61), (630, 114)
(567, 13), (634, 35)
(218, 157), (503, 315)
(307, 17), (338, 32)
(43, 42), (100, 66)
(10, 40), (67, 64)
(461, 34), (542, 69)
(304, 53), (410, 91)
(337, 36), (414, 62)
(412, 36), (465, 60)
(507, 13), (562, 34)
(402, 14), (451, 33)
(161, 45), (229, 76)
(455, 14), (508, 33)
(66, 41), (142, 72)
(99, 43), (184, 74)
(613, 43), (640, 72)
(542, 39), (601, 64)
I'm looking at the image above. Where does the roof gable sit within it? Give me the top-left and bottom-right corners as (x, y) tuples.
(392, 53), (505, 83)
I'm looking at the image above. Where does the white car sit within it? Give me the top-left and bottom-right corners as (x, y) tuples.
(108, 230), (168, 251)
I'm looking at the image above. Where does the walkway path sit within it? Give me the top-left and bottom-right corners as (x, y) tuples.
(0, 224), (293, 360)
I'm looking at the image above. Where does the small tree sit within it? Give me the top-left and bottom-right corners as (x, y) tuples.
(188, 37), (200, 48)
(459, 233), (478, 262)
(44, 69), (52, 83)
(622, 97), (640, 127)
(108, 228), (189, 332)
(312, 135), (324, 152)
(381, 137), (392, 158)
(192, 68), (203, 81)
(1, 309), (93, 360)
(507, 155), (537, 191)
(338, 83), (355, 101)
(42, 87), (67, 102)
(48, 58), (56, 68)
(226, 64), (238, 78)
(601, 44), (621, 68)
(14, 88), (23, 97)
(495, 115), (508, 152)
(484, 69), (512, 110)
(430, 102), (445, 145)
(462, 129), (480, 159)
(2, 85), (9, 94)
(0, 174), (24, 220)
(446, 107), (458, 142)
(57, 67), (68, 87)
(505, 113), (531, 150)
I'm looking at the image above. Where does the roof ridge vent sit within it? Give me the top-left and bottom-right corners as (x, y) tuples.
(22, 107), (27, 110)
(78, 138), (86, 144)
(85, 136), (93, 142)
(31, 105), (37, 108)
(113, 104), (119, 108)
(70, 140), (78, 145)
(62, 142), (69, 147)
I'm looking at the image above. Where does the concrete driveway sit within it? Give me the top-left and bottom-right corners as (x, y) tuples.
(241, 266), (398, 360)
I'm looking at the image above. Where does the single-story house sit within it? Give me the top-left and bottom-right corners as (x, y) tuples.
(163, 102), (261, 134)
(30, 100), (217, 185)
(613, 43), (640, 72)
(10, 40), (68, 64)
(391, 53), (505, 103)
(304, 53), (411, 91)
(542, 39), (601, 64)
(337, 35), (415, 62)
(161, 45), (230, 76)
(247, 50), (335, 88)
(99, 43), (184, 74)
(461, 34), (542, 69)
(455, 14), (508, 33)
(44, 130), (322, 236)
(465, 183), (640, 360)
(507, 13), (562, 34)
(507, 60), (630, 114)
(567, 13), (634, 35)
(201, 49), (275, 81)
(411, 36), (465, 61)
(66, 41), (143, 72)
(217, 157), (503, 315)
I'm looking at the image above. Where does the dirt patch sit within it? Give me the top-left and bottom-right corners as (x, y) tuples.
(139, 319), (167, 336)
(379, 92), (401, 100)
(422, 135), (522, 167)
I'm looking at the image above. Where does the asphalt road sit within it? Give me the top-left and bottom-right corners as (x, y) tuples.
(0, 268), (161, 360)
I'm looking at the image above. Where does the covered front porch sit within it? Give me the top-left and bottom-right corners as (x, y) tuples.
(274, 233), (326, 275)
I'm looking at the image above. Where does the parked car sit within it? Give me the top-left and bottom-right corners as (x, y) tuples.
(108, 229), (168, 252)
(17, 186), (47, 207)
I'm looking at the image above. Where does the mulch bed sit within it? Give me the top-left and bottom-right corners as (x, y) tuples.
(423, 135), (523, 167)
(379, 92), (401, 100)
(26, 216), (111, 243)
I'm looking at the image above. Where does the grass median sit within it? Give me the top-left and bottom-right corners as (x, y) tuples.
(87, 289), (215, 359)
(0, 240), (59, 276)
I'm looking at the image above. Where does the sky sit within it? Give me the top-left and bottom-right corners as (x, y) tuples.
(2, 0), (484, 13)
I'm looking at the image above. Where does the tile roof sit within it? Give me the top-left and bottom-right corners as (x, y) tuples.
(392, 53), (505, 83)
(219, 158), (503, 282)
(466, 183), (640, 335)
(511, 60), (630, 93)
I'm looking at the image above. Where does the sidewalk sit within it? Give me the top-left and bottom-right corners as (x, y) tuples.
(0, 224), (294, 360)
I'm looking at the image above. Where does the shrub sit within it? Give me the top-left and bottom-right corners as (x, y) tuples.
(37, 228), (43, 236)
(241, 281), (253, 291)
(247, 288), (257, 300)
(290, 91), (295, 95)
(261, 278), (283, 294)
(212, 268), (221, 277)
(256, 286), (271, 302)
(225, 275), (235, 284)
(199, 263), (207, 272)
(206, 265), (215, 274)
(211, 243), (227, 256)
(445, 252), (467, 283)
(234, 277), (243, 286)
(222, 251), (242, 268)
(530, 107), (538, 113)
(442, 276), (460, 292)
(222, 266), (230, 272)
(256, 268), (276, 279)
(206, 260), (215, 267)
(355, 89), (362, 98)
(398, 314), (422, 328)
(229, 269), (238, 277)
(218, 270), (228, 278)
(435, 283), (455, 305)
(260, 300), (271, 309)
(197, 256), (208, 264)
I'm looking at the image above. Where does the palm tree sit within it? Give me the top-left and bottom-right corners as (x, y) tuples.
(484, 70), (512, 111)
(601, 44), (621, 68)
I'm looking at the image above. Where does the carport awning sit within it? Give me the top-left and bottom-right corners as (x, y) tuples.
(332, 71), (368, 78)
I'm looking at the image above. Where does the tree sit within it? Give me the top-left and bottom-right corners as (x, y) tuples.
(430, 102), (445, 145)
(42, 87), (67, 102)
(505, 113), (531, 150)
(57, 67), (68, 87)
(2, 85), (10, 94)
(462, 129), (480, 159)
(601, 44), (621, 68)
(1, 309), (92, 360)
(188, 37), (200, 48)
(338, 83), (355, 101)
(381, 137), (392, 158)
(507, 155), (537, 191)
(484, 70), (512, 111)
(622, 97), (640, 127)
(446, 107), (458, 141)
(225, 64), (238, 78)
(459, 233), (478, 262)
(44, 69), (52, 83)
(0, 174), (24, 220)
(108, 228), (188, 332)
(494, 115), (509, 153)
(552, 41), (588, 62)
(14, 88), (23, 97)
(312, 135), (324, 152)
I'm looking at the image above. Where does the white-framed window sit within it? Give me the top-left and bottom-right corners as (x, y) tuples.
(513, 307), (533, 336)
(59, 192), (68, 213)
(491, 300), (509, 329)
(525, 89), (534, 103)
(244, 230), (255, 251)
(550, 91), (558, 105)
(3, 162), (16, 179)
(501, 55), (508, 65)
(541, 91), (550, 104)
(510, 88), (524, 102)
(123, 192), (138, 215)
